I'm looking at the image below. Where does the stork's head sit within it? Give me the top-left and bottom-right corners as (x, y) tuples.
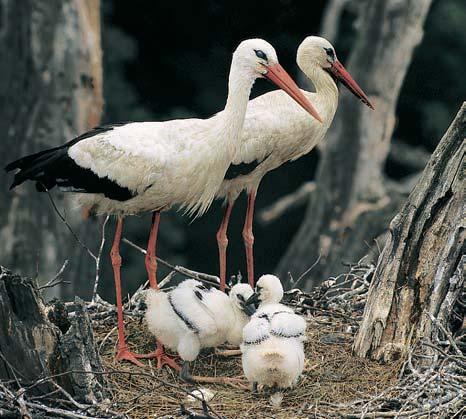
(232, 39), (322, 122)
(297, 36), (374, 110)
(245, 274), (284, 307)
(233, 38), (279, 78)
(229, 283), (256, 316)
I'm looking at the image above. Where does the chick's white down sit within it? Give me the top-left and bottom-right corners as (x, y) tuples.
(145, 280), (253, 362)
(241, 275), (306, 388)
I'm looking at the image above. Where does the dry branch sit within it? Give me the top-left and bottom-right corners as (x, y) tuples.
(353, 103), (465, 362)
(0, 0), (103, 298)
(0, 267), (104, 402)
(258, 181), (315, 225)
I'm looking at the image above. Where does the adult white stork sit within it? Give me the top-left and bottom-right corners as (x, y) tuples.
(214, 36), (374, 290)
(5, 39), (321, 368)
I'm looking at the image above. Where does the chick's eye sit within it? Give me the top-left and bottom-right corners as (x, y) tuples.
(254, 49), (268, 61)
(237, 294), (245, 302)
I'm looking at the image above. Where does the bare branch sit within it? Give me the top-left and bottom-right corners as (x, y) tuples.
(122, 237), (223, 289)
(38, 259), (69, 290)
(258, 181), (315, 225)
(45, 190), (96, 261)
(92, 215), (110, 302)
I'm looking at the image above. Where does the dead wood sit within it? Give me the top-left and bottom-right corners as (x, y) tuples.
(0, 266), (104, 402)
(0, 0), (103, 299)
(353, 103), (465, 362)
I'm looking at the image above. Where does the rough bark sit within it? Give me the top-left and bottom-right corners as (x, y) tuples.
(353, 103), (465, 362)
(278, 0), (433, 289)
(0, 266), (104, 401)
(0, 0), (103, 298)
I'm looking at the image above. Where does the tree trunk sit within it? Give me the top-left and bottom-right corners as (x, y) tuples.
(277, 0), (433, 289)
(353, 103), (465, 362)
(0, 0), (102, 299)
(0, 266), (104, 401)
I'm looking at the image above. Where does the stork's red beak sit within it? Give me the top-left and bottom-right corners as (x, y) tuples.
(327, 60), (374, 110)
(264, 63), (323, 123)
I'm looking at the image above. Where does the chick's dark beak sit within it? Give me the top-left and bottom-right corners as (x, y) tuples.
(241, 302), (257, 316)
(245, 292), (260, 307)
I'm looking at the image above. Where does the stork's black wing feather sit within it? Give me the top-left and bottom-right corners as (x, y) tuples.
(223, 153), (272, 181)
(5, 123), (135, 201)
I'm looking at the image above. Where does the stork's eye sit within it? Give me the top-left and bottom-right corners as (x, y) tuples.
(237, 294), (245, 302)
(254, 49), (268, 61)
(324, 48), (335, 60)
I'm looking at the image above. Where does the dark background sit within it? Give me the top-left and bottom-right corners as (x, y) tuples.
(96, 0), (464, 300)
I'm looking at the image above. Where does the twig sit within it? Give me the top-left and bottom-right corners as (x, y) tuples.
(38, 259), (69, 290)
(293, 253), (322, 288)
(425, 311), (462, 355)
(25, 401), (106, 419)
(158, 270), (177, 289)
(45, 190), (96, 261)
(122, 237), (223, 288)
(92, 215), (110, 302)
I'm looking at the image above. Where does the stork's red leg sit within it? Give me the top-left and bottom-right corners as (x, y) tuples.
(216, 202), (234, 291)
(111, 217), (144, 367)
(134, 211), (180, 370)
(242, 192), (257, 287)
(145, 211), (160, 290)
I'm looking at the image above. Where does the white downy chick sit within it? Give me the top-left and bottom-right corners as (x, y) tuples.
(145, 279), (253, 379)
(241, 275), (306, 390)
(245, 274), (293, 317)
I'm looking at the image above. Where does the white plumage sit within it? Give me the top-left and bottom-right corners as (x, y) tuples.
(214, 37), (374, 288)
(6, 38), (319, 367)
(145, 280), (254, 366)
(241, 274), (306, 389)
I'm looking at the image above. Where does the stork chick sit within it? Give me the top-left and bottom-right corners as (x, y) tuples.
(145, 279), (254, 381)
(241, 274), (306, 391)
(240, 308), (306, 391)
(244, 274), (292, 317)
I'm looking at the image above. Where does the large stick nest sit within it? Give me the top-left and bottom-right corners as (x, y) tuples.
(0, 260), (464, 418)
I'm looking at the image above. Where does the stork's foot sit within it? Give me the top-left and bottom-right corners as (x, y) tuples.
(134, 346), (181, 371)
(116, 346), (144, 367)
(156, 352), (181, 371)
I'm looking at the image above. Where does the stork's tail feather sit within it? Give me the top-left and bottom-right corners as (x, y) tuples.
(5, 123), (126, 192)
(5, 147), (66, 191)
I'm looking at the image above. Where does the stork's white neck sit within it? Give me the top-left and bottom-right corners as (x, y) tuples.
(217, 62), (256, 157)
(304, 66), (339, 125)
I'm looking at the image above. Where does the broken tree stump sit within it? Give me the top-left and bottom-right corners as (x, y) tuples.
(353, 103), (465, 362)
(0, 266), (104, 401)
